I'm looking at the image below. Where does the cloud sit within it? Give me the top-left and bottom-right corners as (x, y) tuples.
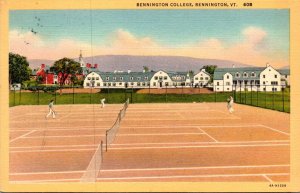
(9, 27), (288, 68)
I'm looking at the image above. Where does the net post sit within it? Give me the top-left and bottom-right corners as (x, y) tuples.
(105, 131), (108, 152)
(282, 86), (285, 112)
(101, 140), (103, 163)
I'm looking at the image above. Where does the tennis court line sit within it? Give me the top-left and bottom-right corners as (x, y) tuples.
(197, 127), (218, 142)
(9, 130), (37, 143)
(9, 140), (290, 149)
(9, 124), (263, 131)
(262, 174), (273, 183)
(9, 143), (289, 153)
(21, 133), (206, 139)
(95, 173), (289, 181)
(10, 164), (289, 175)
(259, 124), (290, 136)
(9, 173), (289, 183)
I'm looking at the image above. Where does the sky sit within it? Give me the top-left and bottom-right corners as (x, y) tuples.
(9, 9), (289, 68)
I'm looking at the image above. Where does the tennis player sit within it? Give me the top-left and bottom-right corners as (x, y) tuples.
(46, 99), (56, 118)
(227, 96), (234, 113)
(100, 98), (106, 108)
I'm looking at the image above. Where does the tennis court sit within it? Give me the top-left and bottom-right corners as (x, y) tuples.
(9, 102), (290, 183)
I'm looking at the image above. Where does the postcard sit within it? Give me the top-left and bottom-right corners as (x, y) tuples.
(0, 0), (299, 192)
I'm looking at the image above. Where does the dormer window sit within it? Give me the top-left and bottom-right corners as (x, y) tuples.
(106, 77), (109, 81)
(120, 77), (123, 81)
(130, 77), (134, 80)
(251, 72), (256, 77)
(235, 72), (240, 78)
(144, 77), (148, 80)
(243, 72), (248, 78)
(113, 77), (116, 81)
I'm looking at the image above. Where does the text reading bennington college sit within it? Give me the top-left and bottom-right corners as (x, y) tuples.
(136, 2), (231, 7)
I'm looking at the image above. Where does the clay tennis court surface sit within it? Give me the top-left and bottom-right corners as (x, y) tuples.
(9, 102), (290, 183)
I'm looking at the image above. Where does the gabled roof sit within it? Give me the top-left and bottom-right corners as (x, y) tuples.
(277, 69), (290, 75)
(213, 67), (265, 80)
(97, 71), (156, 82)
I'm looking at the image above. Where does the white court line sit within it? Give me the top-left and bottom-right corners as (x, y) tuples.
(259, 124), (290, 136)
(96, 173), (290, 181)
(263, 174), (273, 183)
(197, 127), (218, 142)
(10, 164), (290, 175)
(9, 173), (289, 183)
(9, 140), (290, 149)
(21, 133), (205, 139)
(9, 130), (37, 143)
(9, 124), (263, 131)
(9, 143), (289, 153)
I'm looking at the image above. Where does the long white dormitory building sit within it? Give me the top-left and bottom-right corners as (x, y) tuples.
(83, 66), (289, 92)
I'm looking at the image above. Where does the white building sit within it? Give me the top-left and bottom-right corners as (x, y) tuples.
(213, 65), (286, 92)
(83, 70), (202, 89)
(193, 69), (211, 87)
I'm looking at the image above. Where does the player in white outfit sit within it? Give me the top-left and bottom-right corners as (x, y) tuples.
(46, 99), (56, 118)
(227, 96), (234, 113)
(100, 98), (106, 108)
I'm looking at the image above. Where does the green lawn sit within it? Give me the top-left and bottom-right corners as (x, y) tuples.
(9, 89), (290, 113)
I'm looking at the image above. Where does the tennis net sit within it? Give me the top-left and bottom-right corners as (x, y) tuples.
(105, 98), (129, 151)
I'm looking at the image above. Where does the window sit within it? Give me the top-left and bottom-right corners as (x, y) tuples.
(130, 77), (134, 80)
(92, 77), (95, 80)
(285, 75), (288, 78)
(131, 82), (134, 86)
(164, 76), (167, 80)
(233, 80), (237, 85)
(137, 82), (141, 86)
(154, 76), (158, 80)
(271, 81), (278, 85)
(205, 77), (209, 80)
(97, 83), (100, 86)
(255, 80), (260, 85)
(227, 75), (229, 79)
(104, 83), (107, 86)
(96, 77), (99, 80)
(119, 82), (122, 85)
(88, 77), (91, 80)
(217, 82), (219, 86)
(153, 82), (156, 86)
(275, 75), (278, 78)
(243, 72), (248, 77)
(108, 83), (111, 86)
(113, 77), (116, 81)
(263, 75), (266, 78)
(86, 83), (90, 86)
(195, 78), (198, 80)
(165, 82), (169, 86)
(142, 82), (146, 86)
(263, 81), (265, 85)
(120, 77), (123, 81)
(113, 83), (116, 86)
(226, 82), (230, 86)
(227, 88), (230, 91)
(106, 77), (109, 81)
(235, 72), (240, 78)
(137, 77), (141, 81)
(144, 77), (148, 80)
(200, 77), (203, 80)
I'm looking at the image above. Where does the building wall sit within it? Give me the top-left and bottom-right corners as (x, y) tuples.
(150, 71), (173, 88)
(83, 72), (103, 88)
(259, 66), (281, 92)
(193, 70), (210, 87)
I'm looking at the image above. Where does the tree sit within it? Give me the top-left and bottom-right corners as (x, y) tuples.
(50, 58), (82, 86)
(202, 65), (217, 76)
(143, 66), (149, 72)
(9, 52), (31, 84)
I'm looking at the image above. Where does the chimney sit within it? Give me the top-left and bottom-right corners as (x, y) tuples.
(114, 70), (117, 73)
(128, 70), (131, 74)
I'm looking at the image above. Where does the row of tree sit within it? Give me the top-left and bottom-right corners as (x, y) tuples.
(9, 53), (82, 87)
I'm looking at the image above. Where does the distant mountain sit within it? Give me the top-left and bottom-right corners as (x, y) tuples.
(29, 55), (253, 71)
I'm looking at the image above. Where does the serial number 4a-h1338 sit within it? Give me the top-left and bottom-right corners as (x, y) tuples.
(243, 3), (253, 6)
